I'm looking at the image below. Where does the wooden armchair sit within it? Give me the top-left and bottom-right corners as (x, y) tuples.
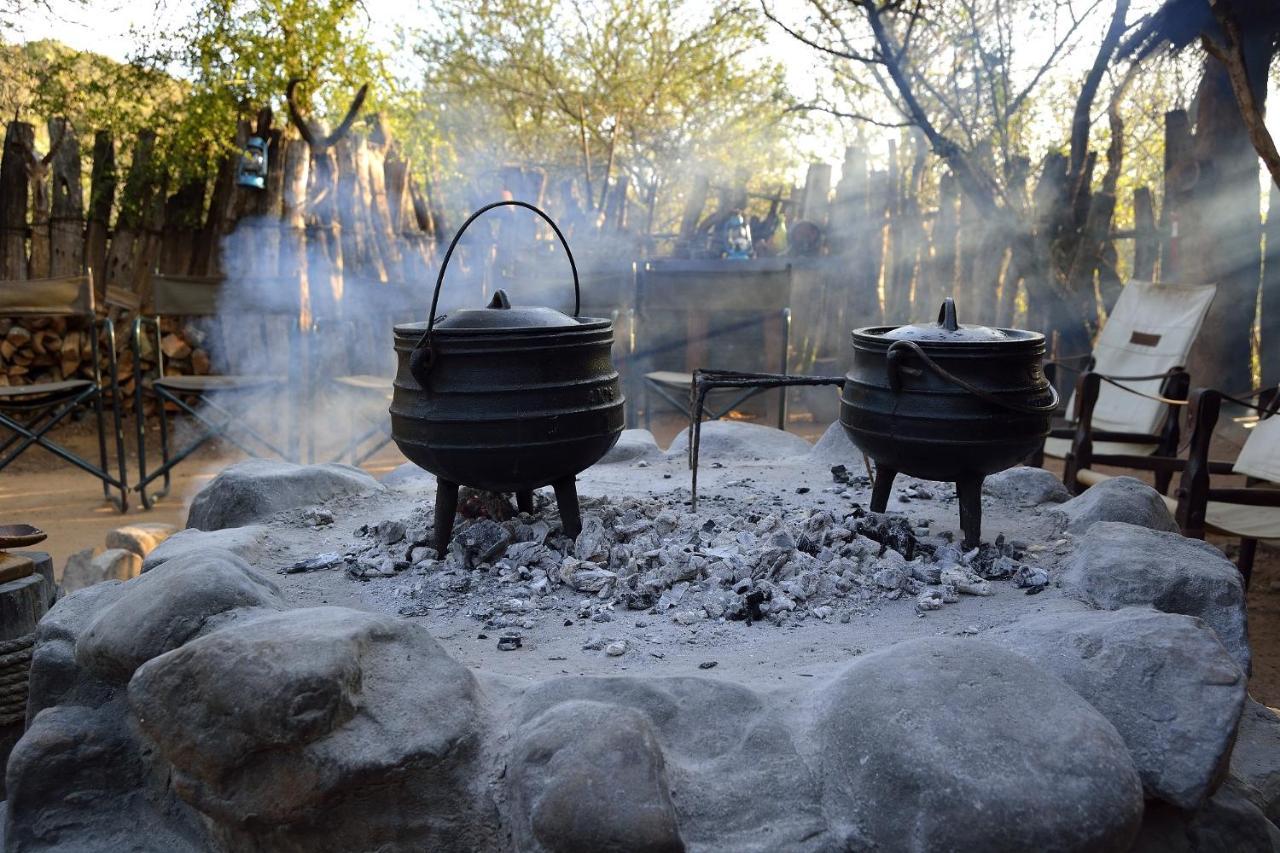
(1068, 374), (1280, 586)
(1173, 386), (1280, 586)
(1062, 369), (1190, 495)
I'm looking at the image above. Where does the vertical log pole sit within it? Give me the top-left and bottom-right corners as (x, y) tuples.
(49, 118), (84, 278)
(85, 130), (116, 296)
(0, 122), (34, 281)
(1132, 186), (1158, 282)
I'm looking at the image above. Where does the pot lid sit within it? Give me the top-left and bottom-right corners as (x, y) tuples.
(880, 297), (1011, 342)
(433, 289), (581, 331)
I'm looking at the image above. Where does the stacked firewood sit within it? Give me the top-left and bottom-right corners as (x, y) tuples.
(0, 317), (96, 387)
(0, 315), (213, 411)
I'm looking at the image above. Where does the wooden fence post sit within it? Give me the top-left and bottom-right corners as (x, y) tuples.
(48, 118), (83, 278)
(85, 130), (115, 295)
(0, 122), (34, 281)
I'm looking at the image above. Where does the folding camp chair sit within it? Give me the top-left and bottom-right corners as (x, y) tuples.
(307, 281), (417, 465)
(1071, 381), (1280, 586)
(130, 274), (299, 508)
(0, 274), (129, 510)
(1037, 280), (1217, 490)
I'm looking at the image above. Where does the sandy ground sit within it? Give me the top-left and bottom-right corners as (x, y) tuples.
(4, 411), (1277, 701)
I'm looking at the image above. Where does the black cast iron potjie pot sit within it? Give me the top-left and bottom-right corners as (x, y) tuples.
(840, 298), (1057, 548)
(391, 201), (624, 556)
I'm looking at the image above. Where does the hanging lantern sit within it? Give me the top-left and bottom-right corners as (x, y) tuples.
(236, 135), (268, 189)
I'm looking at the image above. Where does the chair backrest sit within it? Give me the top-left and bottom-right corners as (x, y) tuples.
(1075, 280), (1217, 433)
(0, 274), (94, 318)
(1233, 396), (1280, 482)
(151, 274), (223, 317)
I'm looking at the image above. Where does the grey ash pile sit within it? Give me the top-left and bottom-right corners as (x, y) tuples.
(331, 483), (1053, 633)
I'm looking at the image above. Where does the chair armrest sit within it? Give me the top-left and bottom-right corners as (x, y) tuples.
(1204, 487), (1280, 507)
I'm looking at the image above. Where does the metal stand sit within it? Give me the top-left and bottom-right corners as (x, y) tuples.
(688, 369), (845, 510)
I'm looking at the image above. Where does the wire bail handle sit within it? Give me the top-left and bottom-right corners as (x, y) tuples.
(410, 200), (581, 382)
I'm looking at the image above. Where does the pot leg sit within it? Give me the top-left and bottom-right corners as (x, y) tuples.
(870, 465), (897, 513)
(956, 475), (984, 549)
(516, 490), (534, 514)
(434, 479), (459, 558)
(553, 476), (582, 538)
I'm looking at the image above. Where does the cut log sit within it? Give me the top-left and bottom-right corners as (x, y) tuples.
(60, 330), (81, 376)
(6, 326), (31, 348)
(159, 333), (190, 360)
(31, 330), (60, 356)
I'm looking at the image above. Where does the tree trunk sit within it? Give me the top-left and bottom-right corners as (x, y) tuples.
(1263, 181), (1280, 387)
(1181, 42), (1269, 391)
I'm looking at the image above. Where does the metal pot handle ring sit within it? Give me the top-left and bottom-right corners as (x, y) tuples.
(411, 199), (581, 377)
(885, 339), (1060, 415)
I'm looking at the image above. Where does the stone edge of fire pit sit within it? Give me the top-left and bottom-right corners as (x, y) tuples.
(2, 456), (1273, 852)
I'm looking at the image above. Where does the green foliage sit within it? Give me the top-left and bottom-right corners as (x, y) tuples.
(136, 0), (393, 181)
(418, 0), (801, 232)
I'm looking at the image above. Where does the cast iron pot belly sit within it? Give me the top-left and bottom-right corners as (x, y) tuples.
(390, 200), (625, 557)
(840, 299), (1056, 547)
(391, 322), (623, 544)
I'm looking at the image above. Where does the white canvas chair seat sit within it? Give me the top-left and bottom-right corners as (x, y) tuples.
(153, 375), (280, 392)
(1042, 436), (1158, 459)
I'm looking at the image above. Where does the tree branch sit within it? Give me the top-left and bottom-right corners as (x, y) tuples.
(785, 102), (913, 127)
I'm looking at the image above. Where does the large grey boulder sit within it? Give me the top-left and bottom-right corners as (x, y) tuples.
(1232, 700), (1280, 824)
(3, 701), (209, 852)
(1131, 780), (1280, 852)
(808, 636), (1144, 852)
(995, 607), (1246, 809)
(666, 420), (811, 461)
(380, 461), (434, 488)
(1061, 522), (1250, 674)
(142, 525), (271, 572)
(62, 548), (141, 594)
(128, 606), (494, 852)
(508, 700), (684, 853)
(983, 465), (1071, 507)
(186, 459), (382, 530)
(598, 428), (663, 464)
(807, 421), (862, 465)
(25, 581), (127, 718)
(514, 676), (831, 852)
(75, 551), (282, 683)
(1050, 475), (1178, 533)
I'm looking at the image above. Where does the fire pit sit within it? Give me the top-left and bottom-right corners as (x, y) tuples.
(841, 298), (1056, 547)
(391, 201), (624, 556)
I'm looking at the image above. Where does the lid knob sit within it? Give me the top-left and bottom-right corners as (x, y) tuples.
(487, 289), (512, 310)
(938, 297), (959, 332)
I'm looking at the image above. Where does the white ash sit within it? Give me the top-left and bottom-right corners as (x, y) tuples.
(332, 489), (1049, 633)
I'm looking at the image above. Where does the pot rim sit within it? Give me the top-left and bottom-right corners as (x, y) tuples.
(395, 316), (613, 337)
(851, 324), (1044, 349)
